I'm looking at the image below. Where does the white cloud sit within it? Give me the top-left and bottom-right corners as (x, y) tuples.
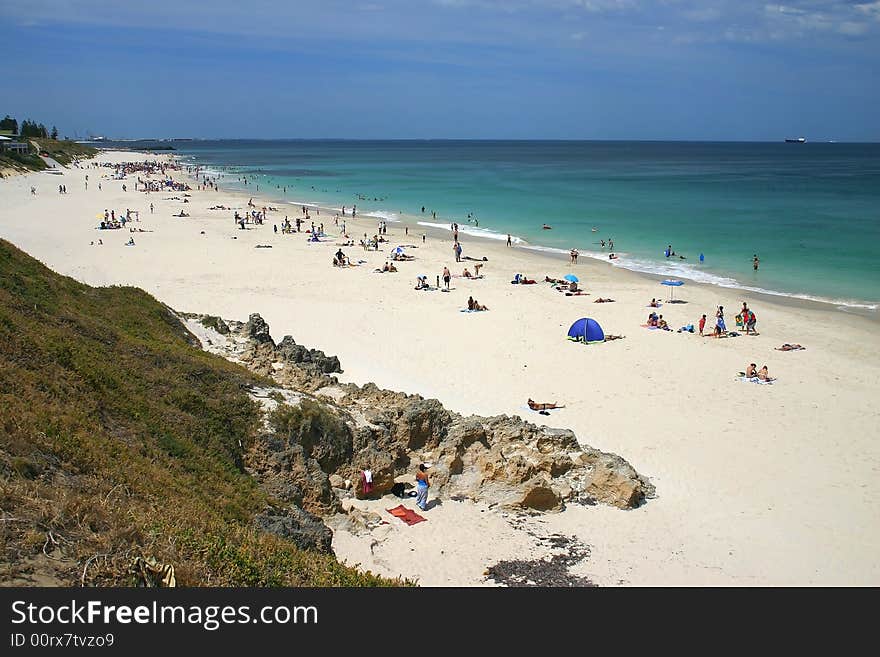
(855, 1), (880, 20)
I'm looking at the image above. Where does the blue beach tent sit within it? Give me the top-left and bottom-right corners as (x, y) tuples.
(567, 317), (605, 344)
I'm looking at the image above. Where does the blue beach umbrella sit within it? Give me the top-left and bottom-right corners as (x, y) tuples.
(661, 279), (684, 301)
(564, 274), (579, 283)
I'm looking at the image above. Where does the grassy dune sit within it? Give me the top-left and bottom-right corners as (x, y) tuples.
(0, 239), (396, 587)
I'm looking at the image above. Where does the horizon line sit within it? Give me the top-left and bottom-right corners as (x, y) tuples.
(86, 137), (878, 144)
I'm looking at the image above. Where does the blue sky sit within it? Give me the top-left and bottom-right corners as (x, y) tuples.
(1, 1), (878, 140)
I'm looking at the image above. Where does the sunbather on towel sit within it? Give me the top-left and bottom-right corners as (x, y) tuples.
(745, 363), (758, 378)
(594, 297), (615, 303)
(758, 365), (771, 381)
(527, 399), (565, 411)
(775, 343), (805, 351)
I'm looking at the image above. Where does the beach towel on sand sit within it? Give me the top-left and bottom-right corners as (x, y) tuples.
(737, 376), (775, 385)
(387, 505), (426, 525)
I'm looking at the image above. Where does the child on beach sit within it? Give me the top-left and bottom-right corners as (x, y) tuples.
(699, 314), (706, 335)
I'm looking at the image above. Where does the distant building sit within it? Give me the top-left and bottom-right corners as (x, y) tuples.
(0, 135), (30, 154)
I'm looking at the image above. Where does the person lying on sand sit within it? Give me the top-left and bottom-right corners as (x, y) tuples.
(594, 297), (615, 303)
(527, 399), (564, 411)
(545, 276), (565, 284)
(775, 343), (805, 351)
(604, 334), (625, 341)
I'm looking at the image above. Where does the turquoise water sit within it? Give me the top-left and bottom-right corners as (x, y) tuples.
(128, 139), (880, 311)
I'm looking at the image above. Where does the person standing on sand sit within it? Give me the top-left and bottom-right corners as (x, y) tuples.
(423, 233), (426, 243)
(507, 234), (512, 247)
(442, 266), (451, 290)
(716, 306), (726, 333)
(698, 314), (706, 335)
(415, 464), (430, 511)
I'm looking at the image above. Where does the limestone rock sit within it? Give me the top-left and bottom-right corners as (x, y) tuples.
(277, 335), (342, 374)
(351, 447), (396, 499)
(246, 313), (274, 346)
(205, 309), (654, 521)
(254, 507), (333, 553)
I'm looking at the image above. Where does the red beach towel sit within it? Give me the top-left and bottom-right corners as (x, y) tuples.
(387, 505), (427, 526)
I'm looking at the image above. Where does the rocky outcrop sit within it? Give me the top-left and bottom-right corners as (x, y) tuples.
(246, 313), (274, 345)
(254, 507), (333, 553)
(189, 311), (654, 520)
(277, 336), (342, 374)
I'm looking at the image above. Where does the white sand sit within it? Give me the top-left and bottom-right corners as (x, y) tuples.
(2, 150), (879, 586)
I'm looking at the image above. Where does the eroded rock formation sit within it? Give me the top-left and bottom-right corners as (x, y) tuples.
(184, 312), (654, 522)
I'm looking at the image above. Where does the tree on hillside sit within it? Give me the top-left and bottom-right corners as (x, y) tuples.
(0, 115), (17, 134)
(20, 120), (49, 139)
(51, 126), (58, 140)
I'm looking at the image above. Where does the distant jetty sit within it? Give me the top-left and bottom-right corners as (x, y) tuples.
(784, 137), (806, 143)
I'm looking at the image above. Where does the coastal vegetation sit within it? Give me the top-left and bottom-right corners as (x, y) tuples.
(0, 114), (97, 173)
(0, 239), (396, 587)
(32, 138), (98, 166)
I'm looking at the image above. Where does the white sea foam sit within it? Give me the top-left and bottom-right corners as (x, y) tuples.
(587, 252), (878, 311)
(364, 210), (402, 222)
(416, 221), (525, 244)
(520, 244), (573, 257)
(194, 167), (226, 178)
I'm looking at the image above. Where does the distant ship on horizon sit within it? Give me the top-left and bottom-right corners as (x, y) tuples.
(785, 137), (806, 143)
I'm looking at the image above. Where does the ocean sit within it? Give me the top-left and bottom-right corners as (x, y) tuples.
(116, 139), (880, 312)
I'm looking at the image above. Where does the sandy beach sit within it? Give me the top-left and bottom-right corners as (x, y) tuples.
(2, 150), (879, 586)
